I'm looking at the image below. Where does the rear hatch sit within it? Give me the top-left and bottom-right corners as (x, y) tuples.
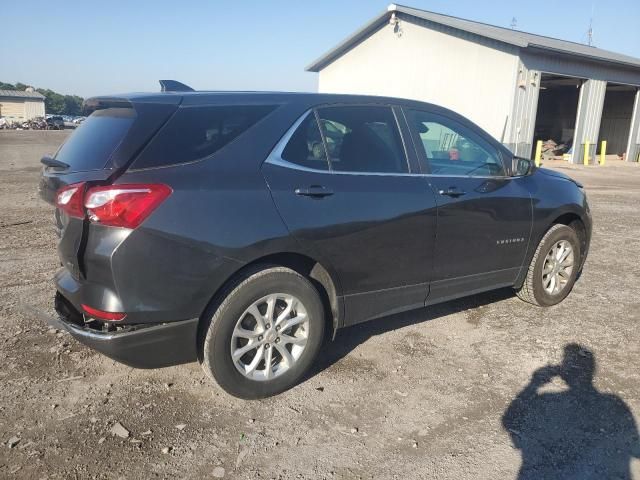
(39, 95), (181, 279)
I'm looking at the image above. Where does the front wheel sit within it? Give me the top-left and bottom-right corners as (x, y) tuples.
(516, 224), (581, 306)
(201, 266), (325, 399)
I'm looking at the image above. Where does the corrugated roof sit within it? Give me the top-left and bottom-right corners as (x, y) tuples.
(306, 3), (640, 72)
(0, 89), (45, 99)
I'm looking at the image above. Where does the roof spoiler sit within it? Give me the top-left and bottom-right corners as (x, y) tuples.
(159, 80), (195, 92)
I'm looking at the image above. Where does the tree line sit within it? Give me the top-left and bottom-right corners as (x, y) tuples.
(0, 81), (84, 116)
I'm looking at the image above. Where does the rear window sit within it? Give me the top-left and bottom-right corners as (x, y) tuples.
(133, 104), (277, 169)
(54, 108), (135, 171)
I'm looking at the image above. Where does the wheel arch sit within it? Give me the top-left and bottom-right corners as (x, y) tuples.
(515, 209), (589, 289)
(549, 212), (588, 268)
(197, 252), (342, 360)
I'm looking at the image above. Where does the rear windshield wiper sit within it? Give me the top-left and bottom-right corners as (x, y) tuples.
(41, 155), (70, 170)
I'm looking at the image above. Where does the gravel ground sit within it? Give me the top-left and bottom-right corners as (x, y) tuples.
(1, 130), (639, 479)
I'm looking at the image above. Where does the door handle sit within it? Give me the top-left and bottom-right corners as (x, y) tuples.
(294, 186), (334, 198)
(438, 187), (466, 198)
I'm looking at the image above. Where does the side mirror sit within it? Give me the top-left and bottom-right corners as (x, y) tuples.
(512, 156), (533, 176)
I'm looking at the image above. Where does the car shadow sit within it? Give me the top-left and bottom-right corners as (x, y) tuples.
(503, 344), (640, 479)
(312, 287), (514, 376)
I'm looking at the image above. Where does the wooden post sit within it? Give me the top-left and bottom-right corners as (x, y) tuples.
(600, 140), (607, 165)
(534, 140), (543, 167)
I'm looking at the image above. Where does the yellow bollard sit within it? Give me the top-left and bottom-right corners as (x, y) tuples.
(534, 140), (543, 167)
(600, 140), (607, 165)
(583, 141), (590, 166)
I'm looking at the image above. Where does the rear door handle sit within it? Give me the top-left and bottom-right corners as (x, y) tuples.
(294, 186), (334, 198)
(438, 187), (466, 198)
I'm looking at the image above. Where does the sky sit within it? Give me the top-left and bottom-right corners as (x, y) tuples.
(3, 0), (639, 98)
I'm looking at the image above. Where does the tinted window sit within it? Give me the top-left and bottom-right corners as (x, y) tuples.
(54, 108), (135, 172)
(281, 113), (329, 170)
(316, 106), (408, 173)
(135, 104), (277, 168)
(408, 110), (505, 177)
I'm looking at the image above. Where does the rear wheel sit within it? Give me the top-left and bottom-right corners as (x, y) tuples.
(201, 266), (325, 399)
(516, 224), (581, 306)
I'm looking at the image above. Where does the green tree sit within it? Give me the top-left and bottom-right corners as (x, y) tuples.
(36, 88), (66, 115)
(63, 95), (84, 116)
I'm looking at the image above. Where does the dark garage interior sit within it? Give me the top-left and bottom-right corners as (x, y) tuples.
(532, 74), (583, 158)
(597, 84), (637, 156)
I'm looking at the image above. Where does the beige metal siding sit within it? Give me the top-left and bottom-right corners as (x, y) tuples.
(317, 17), (519, 141)
(0, 99), (25, 121)
(24, 99), (45, 120)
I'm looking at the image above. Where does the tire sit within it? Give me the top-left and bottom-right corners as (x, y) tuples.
(200, 266), (325, 399)
(516, 224), (581, 306)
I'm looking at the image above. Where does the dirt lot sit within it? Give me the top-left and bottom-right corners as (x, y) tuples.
(1, 130), (639, 479)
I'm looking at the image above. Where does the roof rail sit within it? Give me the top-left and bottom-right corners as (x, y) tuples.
(159, 80), (195, 92)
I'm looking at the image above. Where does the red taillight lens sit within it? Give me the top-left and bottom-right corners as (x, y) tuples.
(55, 182), (86, 218)
(84, 184), (172, 229)
(81, 304), (126, 321)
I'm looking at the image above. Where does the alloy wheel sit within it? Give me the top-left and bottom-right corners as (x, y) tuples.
(542, 240), (575, 295)
(230, 294), (309, 381)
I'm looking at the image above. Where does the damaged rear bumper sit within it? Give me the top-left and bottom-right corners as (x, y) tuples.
(53, 292), (199, 369)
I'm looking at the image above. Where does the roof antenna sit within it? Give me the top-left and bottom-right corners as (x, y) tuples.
(159, 80), (195, 92)
(510, 17), (517, 30)
(587, 1), (595, 46)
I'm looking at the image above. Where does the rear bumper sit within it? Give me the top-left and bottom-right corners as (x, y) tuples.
(54, 292), (199, 369)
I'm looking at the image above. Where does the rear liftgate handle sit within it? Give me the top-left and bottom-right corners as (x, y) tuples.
(294, 185), (334, 198)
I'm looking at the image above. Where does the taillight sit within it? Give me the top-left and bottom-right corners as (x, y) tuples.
(84, 184), (172, 229)
(81, 304), (126, 321)
(55, 182), (85, 218)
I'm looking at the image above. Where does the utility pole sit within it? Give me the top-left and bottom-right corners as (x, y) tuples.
(510, 17), (517, 29)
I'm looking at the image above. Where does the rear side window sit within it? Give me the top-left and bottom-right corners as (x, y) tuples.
(281, 113), (330, 170)
(54, 108), (135, 172)
(316, 106), (408, 174)
(134, 104), (277, 169)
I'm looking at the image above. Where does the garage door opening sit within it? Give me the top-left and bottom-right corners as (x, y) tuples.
(597, 83), (637, 159)
(532, 74), (583, 160)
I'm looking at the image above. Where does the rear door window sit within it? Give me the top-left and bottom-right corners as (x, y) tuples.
(54, 108), (136, 172)
(134, 104), (277, 169)
(316, 106), (408, 174)
(281, 113), (330, 170)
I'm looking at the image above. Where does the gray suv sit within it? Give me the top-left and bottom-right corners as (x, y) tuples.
(40, 83), (591, 399)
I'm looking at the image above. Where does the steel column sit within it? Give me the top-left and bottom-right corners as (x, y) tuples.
(626, 88), (640, 162)
(573, 79), (606, 164)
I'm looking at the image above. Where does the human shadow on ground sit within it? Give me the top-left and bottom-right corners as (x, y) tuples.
(503, 344), (640, 479)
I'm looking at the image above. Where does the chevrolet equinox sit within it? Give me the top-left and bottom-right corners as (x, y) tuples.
(40, 82), (591, 399)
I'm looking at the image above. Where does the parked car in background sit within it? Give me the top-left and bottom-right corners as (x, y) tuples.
(46, 116), (65, 130)
(63, 117), (77, 129)
(40, 83), (591, 399)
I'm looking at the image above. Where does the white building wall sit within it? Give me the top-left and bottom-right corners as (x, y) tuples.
(318, 18), (520, 141)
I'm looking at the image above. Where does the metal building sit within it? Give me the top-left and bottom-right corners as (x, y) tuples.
(0, 89), (46, 122)
(307, 4), (640, 163)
